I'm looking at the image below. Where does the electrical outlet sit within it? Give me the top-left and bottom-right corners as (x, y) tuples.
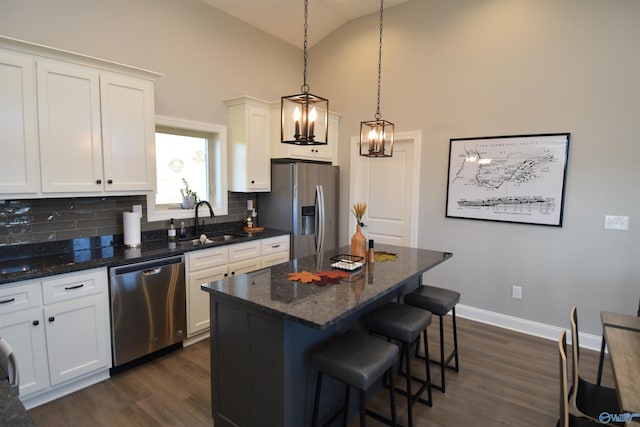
(604, 215), (629, 230)
(512, 285), (522, 300)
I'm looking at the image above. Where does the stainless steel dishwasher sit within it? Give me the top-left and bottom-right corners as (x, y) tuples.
(109, 256), (186, 366)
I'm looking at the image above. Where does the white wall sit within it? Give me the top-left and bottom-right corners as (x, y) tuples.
(2, 0), (638, 335)
(311, 0), (640, 334)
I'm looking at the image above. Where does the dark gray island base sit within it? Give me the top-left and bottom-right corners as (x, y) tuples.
(201, 244), (452, 427)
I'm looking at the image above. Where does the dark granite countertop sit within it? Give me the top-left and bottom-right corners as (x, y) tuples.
(0, 229), (290, 285)
(0, 365), (35, 427)
(202, 244), (453, 329)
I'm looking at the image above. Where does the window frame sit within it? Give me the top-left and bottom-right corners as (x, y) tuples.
(146, 115), (228, 222)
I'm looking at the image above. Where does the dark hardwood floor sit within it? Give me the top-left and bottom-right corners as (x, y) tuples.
(28, 317), (614, 426)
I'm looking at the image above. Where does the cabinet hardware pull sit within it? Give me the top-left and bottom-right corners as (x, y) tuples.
(65, 284), (84, 290)
(271, 244), (280, 248)
(33, 320), (39, 326)
(48, 316), (55, 322)
(107, 179), (113, 184)
(96, 179), (102, 184)
(0, 297), (16, 304)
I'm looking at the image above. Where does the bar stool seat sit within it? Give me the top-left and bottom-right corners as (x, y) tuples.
(312, 331), (399, 427)
(404, 285), (460, 393)
(366, 302), (433, 427)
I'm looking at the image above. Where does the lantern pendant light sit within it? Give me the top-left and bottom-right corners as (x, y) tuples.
(281, 0), (329, 145)
(360, 0), (394, 157)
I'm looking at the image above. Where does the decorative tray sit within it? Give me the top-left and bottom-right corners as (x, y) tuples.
(330, 254), (364, 271)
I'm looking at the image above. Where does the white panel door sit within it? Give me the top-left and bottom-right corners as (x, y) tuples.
(0, 308), (49, 397)
(38, 60), (103, 193)
(350, 132), (421, 247)
(100, 73), (155, 191)
(44, 294), (109, 386)
(0, 51), (39, 195)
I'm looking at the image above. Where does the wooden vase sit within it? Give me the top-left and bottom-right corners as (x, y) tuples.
(351, 224), (367, 261)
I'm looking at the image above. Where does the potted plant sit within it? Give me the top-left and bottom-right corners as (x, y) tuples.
(180, 178), (198, 209)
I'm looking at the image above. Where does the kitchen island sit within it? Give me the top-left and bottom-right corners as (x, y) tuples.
(201, 244), (452, 427)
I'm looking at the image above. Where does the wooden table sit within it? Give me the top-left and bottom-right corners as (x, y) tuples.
(600, 311), (640, 425)
(597, 311), (640, 384)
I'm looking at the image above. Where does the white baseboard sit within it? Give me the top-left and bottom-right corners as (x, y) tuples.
(456, 304), (603, 352)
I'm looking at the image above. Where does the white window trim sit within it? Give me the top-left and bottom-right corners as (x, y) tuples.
(146, 115), (228, 222)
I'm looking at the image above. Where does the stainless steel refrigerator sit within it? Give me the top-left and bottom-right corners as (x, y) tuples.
(258, 159), (339, 259)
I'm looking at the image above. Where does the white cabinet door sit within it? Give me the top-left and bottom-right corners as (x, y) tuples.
(37, 60), (103, 193)
(0, 308), (48, 397)
(0, 50), (39, 195)
(187, 265), (227, 336)
(43, 293), (109, 386)
(225, 96), (271, 192)
(100, 73), (155, 192)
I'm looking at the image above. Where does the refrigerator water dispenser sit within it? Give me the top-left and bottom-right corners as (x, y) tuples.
(301, 205), (316, 235)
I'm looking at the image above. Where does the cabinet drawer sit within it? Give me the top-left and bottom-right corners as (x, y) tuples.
(228, 258), (261, 276)
(260, 235), (290, 256)
(228, 241), (260, 263)
(187, 246), (228, 272)
(188, 265), (228, 287)
(261, 252), (290, 268)
(42, 269), (104, 305)
(0, 282), (42, 315)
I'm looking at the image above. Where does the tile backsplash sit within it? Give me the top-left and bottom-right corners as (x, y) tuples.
(0, 193), (255, 246)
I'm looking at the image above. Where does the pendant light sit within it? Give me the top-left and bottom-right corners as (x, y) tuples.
(281, 0), (329, 145)
(360, 0), (394, 157)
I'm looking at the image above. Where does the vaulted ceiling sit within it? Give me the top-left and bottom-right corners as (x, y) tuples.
(199, 0), (412, 48)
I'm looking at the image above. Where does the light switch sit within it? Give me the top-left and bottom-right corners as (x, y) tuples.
(604, 215), (629, 230)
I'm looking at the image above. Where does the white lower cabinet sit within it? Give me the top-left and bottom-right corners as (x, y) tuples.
(184, 235), (290, 341)
(0, 268), (111, 408)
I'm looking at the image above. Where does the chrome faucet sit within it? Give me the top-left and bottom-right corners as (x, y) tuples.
(195, 200), (214, 237)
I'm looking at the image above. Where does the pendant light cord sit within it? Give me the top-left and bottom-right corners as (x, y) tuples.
(375, 0), (384, 120)
(302, 0), (310, 94)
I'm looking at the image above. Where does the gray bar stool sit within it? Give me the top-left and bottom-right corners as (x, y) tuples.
(312, 331), (399, 427)
(404, 285), (460, 393)
(365, 302), (433, 427)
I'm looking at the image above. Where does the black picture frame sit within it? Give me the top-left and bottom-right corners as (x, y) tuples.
(445, 133), (570, 226)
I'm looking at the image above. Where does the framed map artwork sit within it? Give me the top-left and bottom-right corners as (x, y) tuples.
(445, 133), (570, 226)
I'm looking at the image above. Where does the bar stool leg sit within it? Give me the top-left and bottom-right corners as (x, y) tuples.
(343, 385), (351, 426)
(423, 329), (433, 406)
(452, 307), (459, 372)
(404, 343), (413, 427)
(438, 314), (446, 392)
(359, 390), (366, 427)
(388, 367), (397, 427)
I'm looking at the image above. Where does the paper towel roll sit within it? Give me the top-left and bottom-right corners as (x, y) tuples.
(123, 211), (141, 248)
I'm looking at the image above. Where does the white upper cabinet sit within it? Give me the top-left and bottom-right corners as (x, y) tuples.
(37, 60), (104, 193)
(100, 73), (155, 192)
(225, 96), (271, 192)
(0, 36), (161, 198)
(0, 51), (40, 195)
(270, 101), (341, 165)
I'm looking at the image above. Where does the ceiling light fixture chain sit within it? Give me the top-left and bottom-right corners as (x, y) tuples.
(375, 0), (384, 121)
(359, 0), (394, 157)
(302, 0), (309, 94)
(281, 0), (329, 146)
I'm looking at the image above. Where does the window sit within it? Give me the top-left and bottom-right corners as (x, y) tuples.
(146, 116), (228, 222)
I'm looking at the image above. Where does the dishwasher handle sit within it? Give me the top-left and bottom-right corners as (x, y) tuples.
(110, 255), (184, 277)
(142, 268), (162, 276)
